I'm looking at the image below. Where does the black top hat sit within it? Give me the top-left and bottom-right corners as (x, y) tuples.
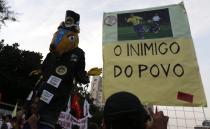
(61, 10), (80, 32)
(65, 10), (80, 26)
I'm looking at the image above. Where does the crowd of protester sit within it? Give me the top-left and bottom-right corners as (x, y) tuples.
(1, 91), (168, 129)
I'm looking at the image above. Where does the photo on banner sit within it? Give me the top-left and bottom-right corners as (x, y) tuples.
(117, 8), (173, 40)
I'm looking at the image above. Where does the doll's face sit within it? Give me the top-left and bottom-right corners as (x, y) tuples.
(50, 29), (79, 55)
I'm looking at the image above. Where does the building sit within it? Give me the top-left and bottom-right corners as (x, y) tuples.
(89, 76), (104, 107)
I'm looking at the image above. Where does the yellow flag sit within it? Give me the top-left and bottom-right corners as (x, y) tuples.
(12, 103), (18, 117)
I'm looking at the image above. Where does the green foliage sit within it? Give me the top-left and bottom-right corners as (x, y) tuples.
(0, 0), (17, 29)
(0, 41), (43, 105)
(118, 24), (173, 40)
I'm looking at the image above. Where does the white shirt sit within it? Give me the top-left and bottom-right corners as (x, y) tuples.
(6, 122), (12, 129)
(152, 16), (160, 22)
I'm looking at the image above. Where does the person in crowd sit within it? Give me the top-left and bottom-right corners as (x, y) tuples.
(102, 91), (168, 129)
(5, 115), (12, 129)
(1, 115), (8, 129)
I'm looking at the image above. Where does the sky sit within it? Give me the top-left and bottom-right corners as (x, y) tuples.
(0, 0), (210, 119)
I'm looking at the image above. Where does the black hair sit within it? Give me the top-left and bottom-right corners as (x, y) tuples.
(6, 114), (12, 120)
(103, 91), (150, 129)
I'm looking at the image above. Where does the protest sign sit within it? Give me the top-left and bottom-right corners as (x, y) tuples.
(102, 2), (207, 106)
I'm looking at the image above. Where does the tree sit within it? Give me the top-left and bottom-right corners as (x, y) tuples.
(0, 39), (4, 49)
(0, 0), (17, 29)
(0, 41), (43, 105)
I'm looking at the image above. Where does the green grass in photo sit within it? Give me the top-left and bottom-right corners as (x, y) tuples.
(118, 24), (173, 41)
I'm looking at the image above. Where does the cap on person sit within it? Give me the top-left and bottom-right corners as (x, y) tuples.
(103, 91), (151, 129)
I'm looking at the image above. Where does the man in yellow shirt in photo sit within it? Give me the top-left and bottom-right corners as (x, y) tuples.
(126, 13), (145, 39)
